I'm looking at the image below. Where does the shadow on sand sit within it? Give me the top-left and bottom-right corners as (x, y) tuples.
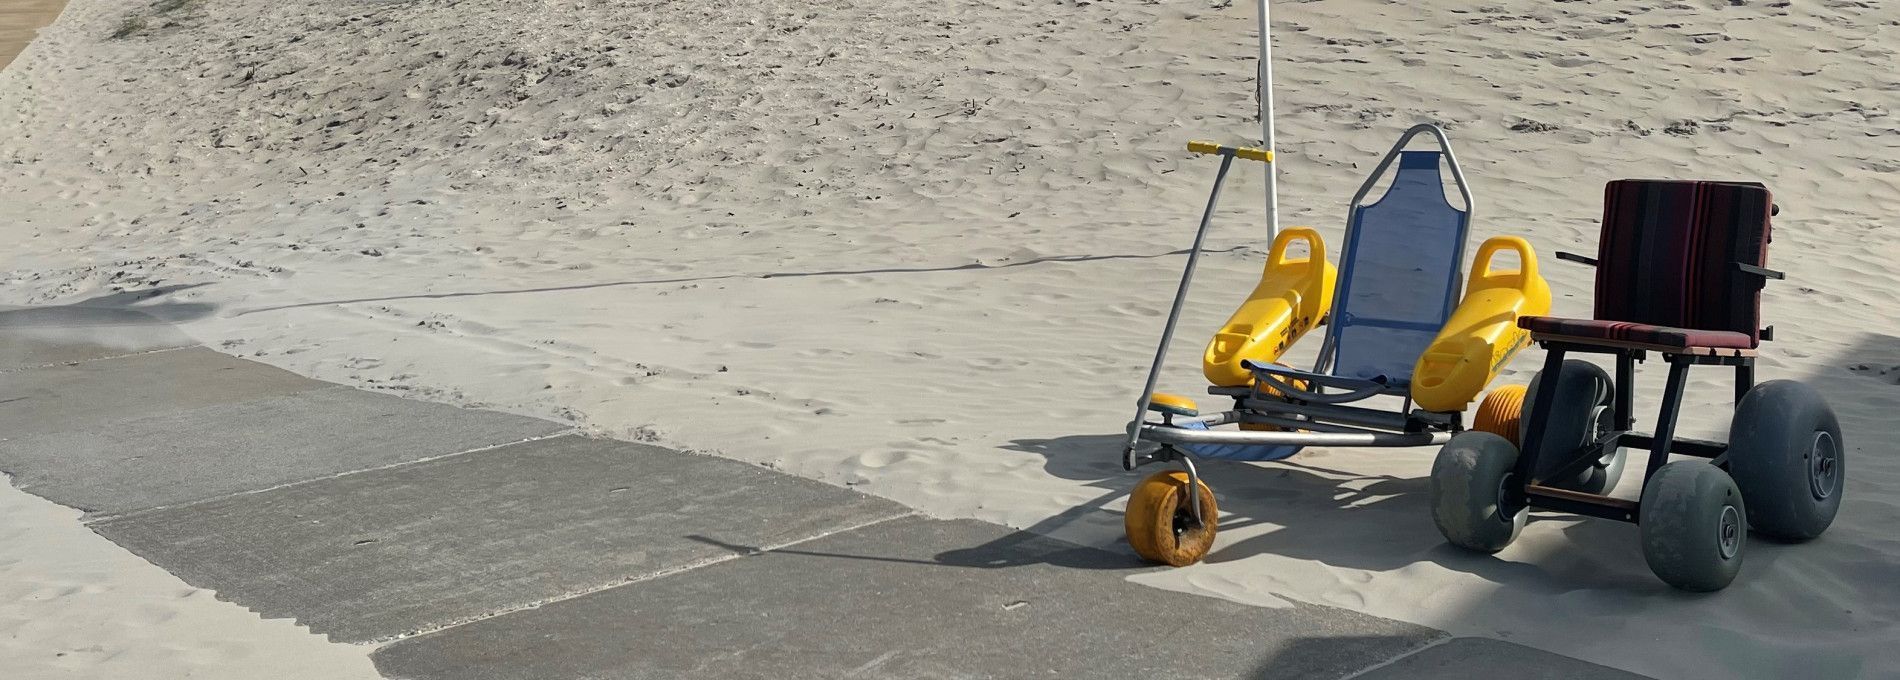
(0, 286), (214, 362)
(232, 247), (1248, 316)
(684, 525), (1136, 572)
(1000, 431), (1659, 586)
(0, 285), (216, 329)
(1014, 334), (1897, 679)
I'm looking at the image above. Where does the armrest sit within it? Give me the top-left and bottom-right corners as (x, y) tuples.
(1735, 262), (1785, 280)
(1555, 251), (1598, 267)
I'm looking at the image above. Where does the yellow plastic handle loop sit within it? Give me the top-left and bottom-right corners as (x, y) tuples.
(1470, 236), (1538, 289)
(1268, 227), (1326, 268)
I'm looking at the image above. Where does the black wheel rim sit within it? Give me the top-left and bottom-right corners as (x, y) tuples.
(1495, 472), (1519, 524)
(1589, 405), (1615, 466)
(1718, 505), (1741, 560)
(1808, 431), (1839, 501)
(1172, 487), (1200, 537)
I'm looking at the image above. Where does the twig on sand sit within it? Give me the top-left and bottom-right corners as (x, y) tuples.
(935, 98), (990, 118)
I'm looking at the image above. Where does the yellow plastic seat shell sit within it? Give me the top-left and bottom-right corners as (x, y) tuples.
(1202, 227), (1338, 387)
(1145, 393), (1200, 417)
(1411, 236), (1553, 413)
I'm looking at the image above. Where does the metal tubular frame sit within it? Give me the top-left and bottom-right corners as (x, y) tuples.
(1120, 124), (1477, 530)
(1313, 124), (1475, 376)
(1133, 422), (1453, 448)
(1240, 397), (1412, 432)
(1122, 153), (1239, 472)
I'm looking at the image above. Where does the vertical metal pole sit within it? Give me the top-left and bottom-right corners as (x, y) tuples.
(1735, 362), (1755, 406)
(1514, 348), (1569, 495)
(1124, 155), (1240, 468)
(1615, 352), (1636, 430)
(1256, 0), (1281, 243)
(1643, 357), (1693, 485)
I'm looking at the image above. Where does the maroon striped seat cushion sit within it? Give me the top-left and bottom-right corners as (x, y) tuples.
(1519, 316), (1755, 350)
(1518, 179), (1774, 352)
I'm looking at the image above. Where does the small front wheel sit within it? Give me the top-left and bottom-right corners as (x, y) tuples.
(1640, 462), (1747, 592)
(1430, 431), (1528, 554)
(1125, 470), (1218, 566)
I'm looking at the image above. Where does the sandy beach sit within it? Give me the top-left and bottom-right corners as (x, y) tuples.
(0, 0), (66, 68)
(6, 3), (379, 677)
(0, 473), (382, 678)
(3, 0), (1897, 678)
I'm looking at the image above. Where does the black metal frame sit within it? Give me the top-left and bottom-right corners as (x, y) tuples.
(1519, 237), (1782, 525)
(1135, 374), (1468, 470)
(1507, 339), (1754, 523)
(1207, 370), (1466, 437)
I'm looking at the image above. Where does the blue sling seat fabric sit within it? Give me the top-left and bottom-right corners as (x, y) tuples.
(1175, 420), (1302, 462)
(1324, 150), (1469, 389)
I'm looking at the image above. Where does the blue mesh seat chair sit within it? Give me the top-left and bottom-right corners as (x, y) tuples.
(1120, 125), (1523, 568)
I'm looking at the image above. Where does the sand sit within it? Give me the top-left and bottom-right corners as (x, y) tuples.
(4, 3), (375, 677)
(2, 0), (1897, 677)
(0, 475), (382, 678)
(0, 0), (67, 69)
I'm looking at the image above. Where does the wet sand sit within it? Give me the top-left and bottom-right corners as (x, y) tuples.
(0, 0), (66, 68)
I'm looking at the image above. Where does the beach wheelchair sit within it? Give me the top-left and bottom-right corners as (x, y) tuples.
(1430, 179), (1844, 591)
(1122, 124), (1552, 566)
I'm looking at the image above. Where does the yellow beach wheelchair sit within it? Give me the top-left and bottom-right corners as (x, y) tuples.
(1120, 124), (1552, 566)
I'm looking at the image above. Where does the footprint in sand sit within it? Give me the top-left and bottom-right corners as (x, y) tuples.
(853, 450), (911, 469)
(1107, 302), (1161, 318)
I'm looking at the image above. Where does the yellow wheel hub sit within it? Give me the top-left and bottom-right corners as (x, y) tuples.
(1125, 470), (1218, 566)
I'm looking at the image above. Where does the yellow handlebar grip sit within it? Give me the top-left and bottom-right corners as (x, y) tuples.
(1234, 146), (1274, 163)
(1186, 140), (1274, 163)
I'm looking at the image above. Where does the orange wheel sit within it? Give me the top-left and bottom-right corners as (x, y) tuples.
(1253, 362), (1310, 399)
(1472, 384), (1527, 445)
(1125, 470), (1218, 566)
(1244, 363), (1309, 431)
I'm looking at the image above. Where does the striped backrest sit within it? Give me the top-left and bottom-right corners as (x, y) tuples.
(1595, 180), (1774, 345)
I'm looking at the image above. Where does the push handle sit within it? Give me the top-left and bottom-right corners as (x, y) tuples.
(1267, 227), (1326, 268)
(1125, 151), (1241, 469)
(1555, 251), (1599, 267)
(1188, 140), (1274, 164)
(1470, 236), (1538, 289)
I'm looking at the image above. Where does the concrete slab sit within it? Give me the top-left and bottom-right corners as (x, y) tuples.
(0, 387), (567, 514)
(91, 435), (909, 643)
(371, 516), (1442, 680)
(0, 305), (197, 370)
(0, 347), (326, 438)
(1355, 637), (1652, 679)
